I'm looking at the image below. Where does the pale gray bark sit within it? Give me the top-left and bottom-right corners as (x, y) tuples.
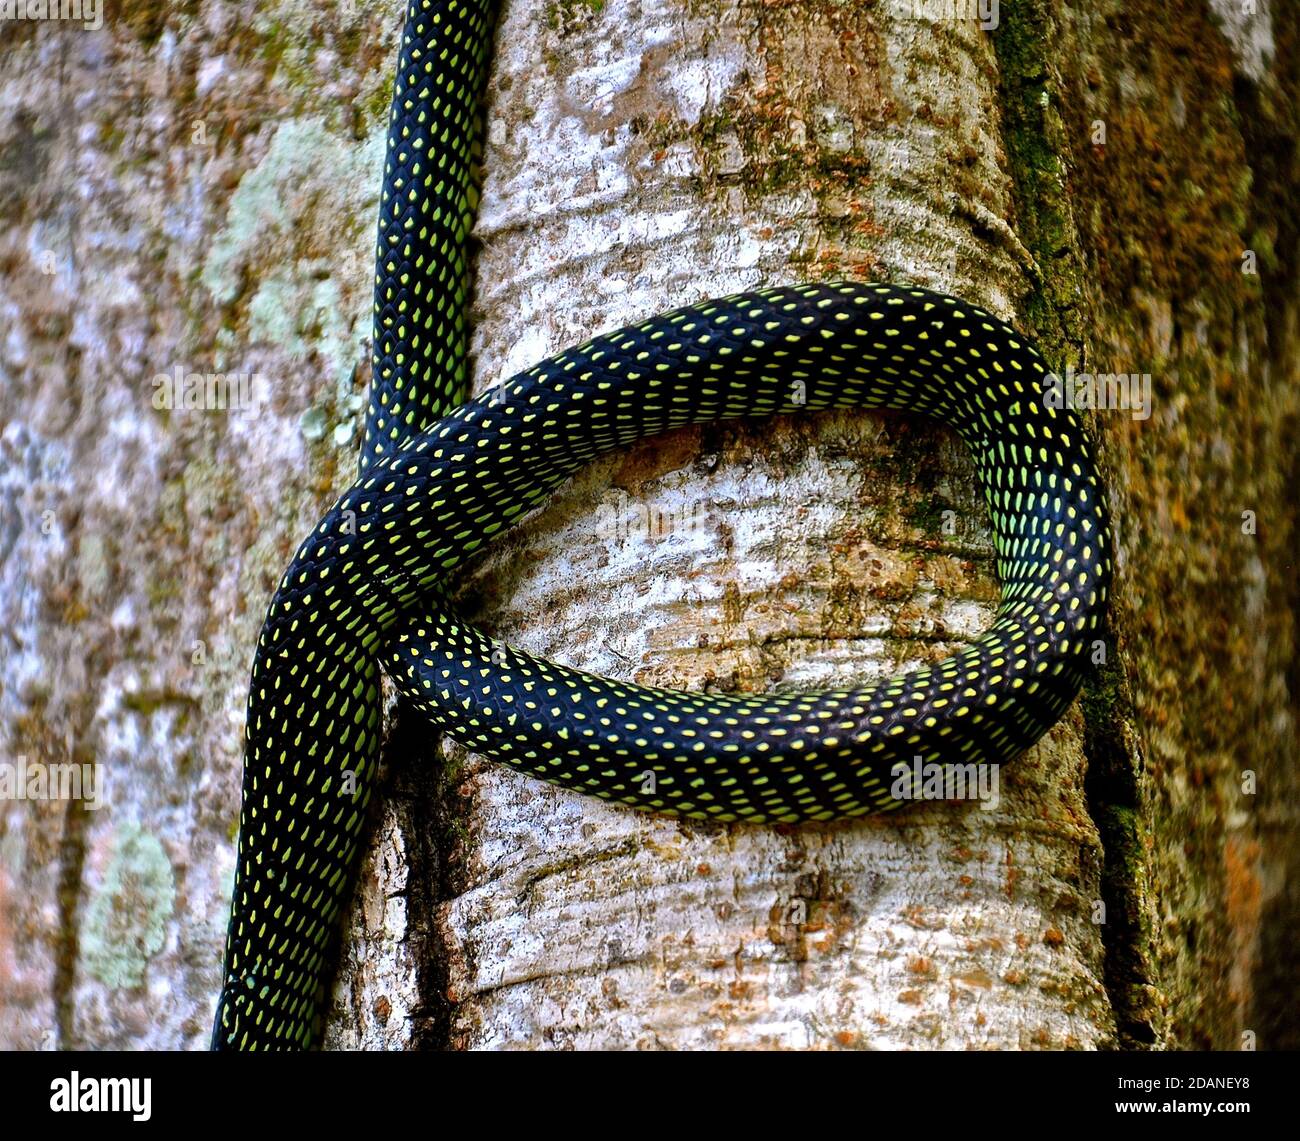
(0, 0), (1294, 1051)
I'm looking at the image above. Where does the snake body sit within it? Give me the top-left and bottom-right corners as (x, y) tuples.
(212, 0), (1111, 1050)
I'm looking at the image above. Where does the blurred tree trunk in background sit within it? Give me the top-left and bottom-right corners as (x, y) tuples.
(0, 0), (1294, 1050)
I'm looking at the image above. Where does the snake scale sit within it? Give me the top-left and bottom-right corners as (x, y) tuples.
(212, 0), (1112, 1049)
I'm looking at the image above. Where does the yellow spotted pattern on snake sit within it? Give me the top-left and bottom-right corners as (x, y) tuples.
(212, 0), (1113, 1050)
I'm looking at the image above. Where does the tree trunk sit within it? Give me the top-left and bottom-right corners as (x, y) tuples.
(0, 0), (1294, 1051)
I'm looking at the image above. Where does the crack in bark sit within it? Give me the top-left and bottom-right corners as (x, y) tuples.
(1081, 654), (1158, 1048)
(512, 837), (643, 908)
(53, 797), (88, 1049)
(392, 708), (453, 1051)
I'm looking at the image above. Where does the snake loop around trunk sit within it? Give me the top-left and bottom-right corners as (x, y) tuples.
(211, 0), (1112, 1050)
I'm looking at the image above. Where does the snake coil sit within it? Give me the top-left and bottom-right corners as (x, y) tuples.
(212, 0), (1112, 1049)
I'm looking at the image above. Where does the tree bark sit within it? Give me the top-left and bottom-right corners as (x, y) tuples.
(0, 0), (1294, 1051)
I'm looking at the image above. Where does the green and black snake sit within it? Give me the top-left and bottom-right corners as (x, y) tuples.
(212, 0), (1112, 1050)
